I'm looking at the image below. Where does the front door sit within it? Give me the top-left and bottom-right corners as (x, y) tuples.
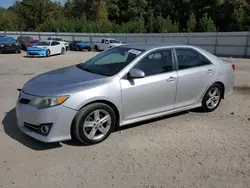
(120, 49), (177, 120)
(174, 47), (216, 108)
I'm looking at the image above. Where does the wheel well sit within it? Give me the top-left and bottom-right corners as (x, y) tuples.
(70, 100), (120, 137)
(214, 81), (225, 99)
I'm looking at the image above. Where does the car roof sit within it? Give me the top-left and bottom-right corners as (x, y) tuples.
(120, 43), (197, 51)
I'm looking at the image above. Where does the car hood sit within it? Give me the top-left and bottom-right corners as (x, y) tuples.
(22, 65), (106, 96)
(27, 46), (47, 51)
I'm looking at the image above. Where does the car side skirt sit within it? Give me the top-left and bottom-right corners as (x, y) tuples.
(119, 102), (202, 127)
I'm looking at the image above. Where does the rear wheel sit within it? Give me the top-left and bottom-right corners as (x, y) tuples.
(95, 45), (99, 51)
(201, 83), (222, 112)
(46, 49), (50, 57)
(73, 103), (116, 145)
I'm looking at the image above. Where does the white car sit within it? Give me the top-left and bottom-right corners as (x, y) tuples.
(26, 40), (66, 57)
(47, 37), (69, 51)
(94, 38), (123, 51)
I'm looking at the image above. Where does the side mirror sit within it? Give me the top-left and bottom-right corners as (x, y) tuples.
(128, 68), (145, 79)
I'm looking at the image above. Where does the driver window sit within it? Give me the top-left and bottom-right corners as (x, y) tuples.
(134, 49), (173, 76)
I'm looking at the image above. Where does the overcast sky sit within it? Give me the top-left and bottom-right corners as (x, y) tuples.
(0, 0), (65, 8)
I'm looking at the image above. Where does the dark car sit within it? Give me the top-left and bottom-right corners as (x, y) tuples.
(69, 41), (92, 51)
(0, 36), (21, 53)
(25, 39), (39, 48)
(17, 36), (33, 50)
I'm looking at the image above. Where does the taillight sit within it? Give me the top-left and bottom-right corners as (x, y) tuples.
(232, 64), (236, 71)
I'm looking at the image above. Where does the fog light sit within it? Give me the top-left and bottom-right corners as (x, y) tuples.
(41, 125), (49, 134)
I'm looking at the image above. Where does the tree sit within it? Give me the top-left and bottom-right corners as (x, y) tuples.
(147, 10), (155, 33)
(199, 12), (216, 32)
(187, 12), (197, 32)
(207, 16), (216, 32)
(234, 7), (245, 30)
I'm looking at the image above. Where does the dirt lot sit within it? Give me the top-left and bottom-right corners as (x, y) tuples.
(0, 51), (250, 188)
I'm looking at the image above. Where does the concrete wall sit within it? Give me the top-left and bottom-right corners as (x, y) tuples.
(1, 31), (250, 57)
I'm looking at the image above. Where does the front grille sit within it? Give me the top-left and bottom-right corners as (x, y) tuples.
(24, 122), (40, 131)
(28, 52), (39, 55)
(19, 98), (31, 104)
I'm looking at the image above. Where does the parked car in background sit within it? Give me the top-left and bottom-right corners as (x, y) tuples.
(47, 36), (69, 51)
(17, 36), (33, 50)
(94, 38), (123, 51)
(0, 36), (21, 53)
(25, 39), (40, 48)
(69, 41), (92, 51)
(16, 44), (235, 145)
(26, 40), (66, 57)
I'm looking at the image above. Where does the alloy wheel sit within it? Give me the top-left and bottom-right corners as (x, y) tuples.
(206, 87), (221, 110)
(83, 109), (112, 141)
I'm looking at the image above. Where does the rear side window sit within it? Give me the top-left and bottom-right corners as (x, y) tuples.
(51, 41), (59, 46)
(175, 48), (211, 70)
(134, 49), (173, 76)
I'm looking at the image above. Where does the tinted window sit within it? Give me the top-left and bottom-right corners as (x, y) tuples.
(77, 47), (144, 76)
(134, 49), (173, 76)
(51, 42), (59, 46)
(176, 48), (211, 70)
(101, 39), (105, 43)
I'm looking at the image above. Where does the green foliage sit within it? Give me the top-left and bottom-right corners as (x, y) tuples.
(0, 0), (250, 32)
(187, 12), (197, 32)
(199, 13), (216, 32)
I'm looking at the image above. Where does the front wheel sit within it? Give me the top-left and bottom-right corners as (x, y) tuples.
(73, 103), (116, 145)
(61, 47), (65, 54)
(46, 49), (50, 57)
(201, 83), (222, 112)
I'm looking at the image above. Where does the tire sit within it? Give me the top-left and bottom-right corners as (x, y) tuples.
(46, 49), (50, 57)
(61, 47), (65, 54)
(76, 46), (80, 51)
(88, 48), (92, 51)
(73, 103), (116, 145)
(95, 45), (99, 51)
(201, 83), (222, 112)
(17, 49), (21, 54)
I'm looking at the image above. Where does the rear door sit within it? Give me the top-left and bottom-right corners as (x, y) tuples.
(120, 48), (178, 120)
(174, 47), (216, 108)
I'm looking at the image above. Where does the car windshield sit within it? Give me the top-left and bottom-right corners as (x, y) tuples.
(77, 47), (144, 76)
(36, 41), (50, 46)
(110, 40), (119, 43)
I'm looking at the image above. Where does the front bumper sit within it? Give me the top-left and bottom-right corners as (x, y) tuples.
(27, 50), (47, 57)
(0, 45), (20, 53)
(16, 92), (77, 143)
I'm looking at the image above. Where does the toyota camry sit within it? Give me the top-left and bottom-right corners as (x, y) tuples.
(16, 44), (235, 145)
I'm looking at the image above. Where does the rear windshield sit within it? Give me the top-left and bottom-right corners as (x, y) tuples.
(0, 37), (16, 42)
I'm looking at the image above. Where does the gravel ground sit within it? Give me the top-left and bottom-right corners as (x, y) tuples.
(0, 51), (250, 188)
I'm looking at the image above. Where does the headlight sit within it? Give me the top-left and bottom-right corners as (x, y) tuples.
(0, 44), (4, 47)
(15, 43), (19, 46)
(30, 96), (69, 109)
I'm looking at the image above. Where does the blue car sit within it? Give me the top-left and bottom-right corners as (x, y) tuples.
(0, 36), (21, 53)
(69, 41), (92, 51)
(27, 40), (66, 57)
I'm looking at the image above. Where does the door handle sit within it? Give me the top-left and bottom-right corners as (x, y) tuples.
(207, 69), (213, 74)
(167, 76), (175, 82)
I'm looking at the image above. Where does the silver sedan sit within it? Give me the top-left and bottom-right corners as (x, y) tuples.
(16, 44), (235, 145)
